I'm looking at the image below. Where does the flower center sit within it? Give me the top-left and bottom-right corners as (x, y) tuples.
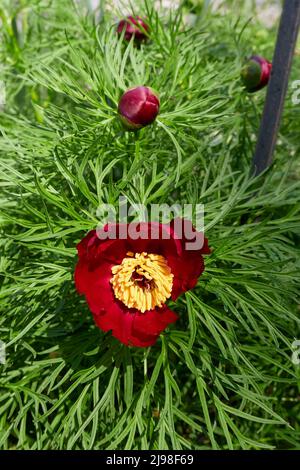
(110, 252), (173, 313)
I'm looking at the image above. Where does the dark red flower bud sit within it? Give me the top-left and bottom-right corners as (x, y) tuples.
(117, 16), (149, 42)
(241, 55), (272, 92)
(118, 86), (160, 130)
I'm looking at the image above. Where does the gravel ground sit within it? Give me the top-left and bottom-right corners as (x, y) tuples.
(212, 1), (281, 27)
(104, 0), (282, 28)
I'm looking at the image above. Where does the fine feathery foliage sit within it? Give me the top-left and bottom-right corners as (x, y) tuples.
(0, 0), (300, 450)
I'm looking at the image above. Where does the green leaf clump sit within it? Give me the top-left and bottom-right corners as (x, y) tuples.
(0, 0), (300, 450)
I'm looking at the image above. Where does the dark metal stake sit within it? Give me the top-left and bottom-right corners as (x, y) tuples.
(252, 0), (300, 176)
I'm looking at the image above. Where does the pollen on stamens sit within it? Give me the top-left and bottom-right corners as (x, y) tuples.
(110, 252), (173, 313)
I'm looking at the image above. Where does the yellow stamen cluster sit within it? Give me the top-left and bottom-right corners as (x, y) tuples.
(110, 252), (173, 313)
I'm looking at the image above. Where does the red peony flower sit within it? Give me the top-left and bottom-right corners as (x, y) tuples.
(75, 219), (210, 348)
(117, 16), (149, 42)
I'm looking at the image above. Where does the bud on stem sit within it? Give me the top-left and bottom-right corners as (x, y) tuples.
(118, 86), (160, 131)
(117, 16), (149, 43)
(241, 55), (272, 93)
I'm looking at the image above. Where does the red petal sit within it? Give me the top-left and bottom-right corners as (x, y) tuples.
(76, 228), (128, 266)
(169, 250), (205, 300)
(74, 252), (178, 347)
(167, 218), (210, 299)
(76, 230), (97, 259)
(94, 303), (177, 348)
(130, 306), (178, 347)
(125, 221), (182, 258)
